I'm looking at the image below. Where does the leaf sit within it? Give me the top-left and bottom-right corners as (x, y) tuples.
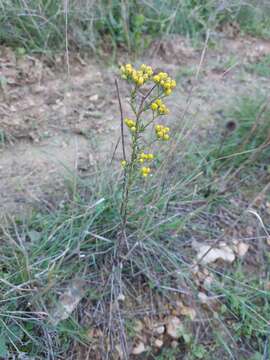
(134, 14), (145, 28)
(132, 341), (146, 355)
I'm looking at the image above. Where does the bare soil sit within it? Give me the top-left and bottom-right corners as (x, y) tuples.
(1, 34), (270, 217)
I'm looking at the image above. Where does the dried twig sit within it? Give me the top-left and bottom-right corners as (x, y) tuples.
(115, 79), (126, 161)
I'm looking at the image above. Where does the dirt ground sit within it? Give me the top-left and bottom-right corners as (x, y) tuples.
(1, 33), (270, 217)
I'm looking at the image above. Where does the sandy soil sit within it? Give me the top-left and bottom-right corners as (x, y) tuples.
(0, 34), (270, 216)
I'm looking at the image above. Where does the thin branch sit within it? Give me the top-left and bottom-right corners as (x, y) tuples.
(138, 83), (158, 116)
(110, 136), (121, 164)
(115, 79), (126, 161)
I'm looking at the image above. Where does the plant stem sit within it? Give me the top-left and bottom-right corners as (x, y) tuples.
(120, 133), (139, 228)
(119, 84), (157, 247)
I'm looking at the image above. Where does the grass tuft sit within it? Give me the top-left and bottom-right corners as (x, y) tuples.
(1, 1), (270, 55)
(246, 55), (270, 78)
(207, 93), (270, 172)
(1, 122), (269, 357)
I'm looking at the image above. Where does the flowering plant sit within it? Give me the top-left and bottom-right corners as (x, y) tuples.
(116, 64), (176, 242)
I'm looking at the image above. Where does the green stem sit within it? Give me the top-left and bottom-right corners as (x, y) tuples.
(120, 132), (139, 230)
(119, 84), (158, 241)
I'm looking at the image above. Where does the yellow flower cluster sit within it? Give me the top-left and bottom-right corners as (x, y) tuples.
(140, 166), (151, 177)
(138, 152), (154, 163)
(155, 124), (170, 140)
(124, 118), (136, 132)
(153, 72), (176, 96)
(120, 64), (153, 86)
(119, 65), (176, 178)
(150, 99), (169, 115)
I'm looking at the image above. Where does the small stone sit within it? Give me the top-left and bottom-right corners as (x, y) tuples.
(237, 242), (249, 257)
(132, 341), (146, 355)
(171, 340), (178, 348)
(117, 293), (125, 302)
(154, 339), (163, 348)
(154, 325), (165, 335)
(198, 292), (208, 304)
(89, 94), (99, 102)
(166, 316), (182, 339)
(192, 240), (235, 264)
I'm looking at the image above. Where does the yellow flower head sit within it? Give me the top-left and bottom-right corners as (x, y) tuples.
(124, 64), (133, 75)
(124, 118), (136, 128)
(159, 72), (168, 80)
(137, 77), (144, 86)
(121, 160), (127, 168)
(140, 64), (147, 71)
(153, 75), (160, 83)
(146, 66), (153, 76)
(152, 71), (176, 95)
(155, 124), (170, 140)
(151, 102), (158, 111)
(164, 89), (172, 96)
(121, 63), (154, 86)
(164, 82), (171, 90)
(120, 64), (175, 94)
(151, 99), (169, 115)
(140, 166), (151, 177)
(138, 152), (154, 163)
(132, 72), (139, 83)
(163, 134), (170, 141)
(143, 74), (149, 80)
